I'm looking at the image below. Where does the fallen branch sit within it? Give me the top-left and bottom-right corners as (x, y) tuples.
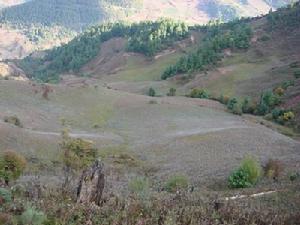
(223, 190), (277, 201)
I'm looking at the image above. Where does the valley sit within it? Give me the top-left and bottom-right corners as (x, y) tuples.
(0, 2), (300, 225)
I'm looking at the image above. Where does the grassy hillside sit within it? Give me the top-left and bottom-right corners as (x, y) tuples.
(65, 2), (299, 132)
(1, 3), (300, 224)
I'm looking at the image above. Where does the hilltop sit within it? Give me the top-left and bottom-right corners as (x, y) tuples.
(0, 0), (293, 31)
(0, 0), (293, 60)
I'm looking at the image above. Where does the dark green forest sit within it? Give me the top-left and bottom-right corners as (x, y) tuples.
(0, 0), (144, 31)
(161, 20), (252, 80)
(19, 19), (189, 82)
(267, 1), (300, 29)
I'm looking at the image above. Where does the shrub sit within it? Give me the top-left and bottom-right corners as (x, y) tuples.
(229, 156), (262, 188)
(289, 172), (300, 181)
(3, 115), (23, 127)
(0, 150), (27, 184)
(227, 98), (242, 115)
(256, 91), (281, 116)
(167, 87), (176, 96)
(264, 159), (283, 180)
(282, 111), (295, 121)
(294, 69), (300, 78)
(271, 108), (285, 120)
(255, 101), (269, 115)
(271, 109), (295, 124)
(240, 157), (262, 184)
(61, 134), (97, 171)
(274, 87), (285, 96)
(228, 168), (252, 188)
(189, 89), (209, 99)
(148, 87), (156, 97)
(241, 97), (256, 114)
(128, 177), (150, 199)
(165, 175), (189, 193)
(19, 207), (47, 225)
(0, 187), (12, 203)
(281, 80), (295, 89)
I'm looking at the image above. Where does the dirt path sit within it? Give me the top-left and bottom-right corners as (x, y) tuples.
(0, 121), (123, 141)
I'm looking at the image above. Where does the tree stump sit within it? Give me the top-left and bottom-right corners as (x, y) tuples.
(77, 160), (105, 206)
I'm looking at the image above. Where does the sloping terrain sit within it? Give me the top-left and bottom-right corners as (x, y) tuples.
(0, 0), (293, 31)
(1, 4), (300, 224)
(0, 80), (299, 185)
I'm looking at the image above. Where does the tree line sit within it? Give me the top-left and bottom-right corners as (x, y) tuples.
(19, 19), (189, 82)
(161, 20), (252, 80)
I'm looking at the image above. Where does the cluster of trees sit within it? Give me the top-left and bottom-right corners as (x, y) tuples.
(20, 19), (189, 82)
(161, 20), (252, 80)
(267, 1), (300, 29)
(0, 0), (143, 31)
(1, 21), (76, 44)
(127, 19), (189, 56)
(0, 0), (106, 31)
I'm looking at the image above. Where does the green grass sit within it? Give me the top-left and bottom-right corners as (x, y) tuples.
(205, 60), (273, 97)
(109, 52), (183, 82)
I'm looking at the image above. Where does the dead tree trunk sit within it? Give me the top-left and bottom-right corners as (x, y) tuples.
(77, 160), (105, 206)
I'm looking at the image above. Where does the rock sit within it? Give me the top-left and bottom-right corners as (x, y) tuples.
(77, 160), (105, 206)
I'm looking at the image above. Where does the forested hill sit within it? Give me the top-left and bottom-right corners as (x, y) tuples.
(0, 0), (107, 30)
(0, 0), (293, 31)
(19, 20), (189, 82)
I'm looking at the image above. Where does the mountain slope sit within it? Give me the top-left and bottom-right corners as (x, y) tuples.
(0, 0), (293, 31)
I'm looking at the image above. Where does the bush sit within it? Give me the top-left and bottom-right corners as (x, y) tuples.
(241, 157), (262, 184)
(19, 207), (47, 225)
(274, 87), (285, 96)
(165, 175), (189, 193)
(256, 90), (281, 116)
(264, 159), (283, 180)
(61, 133), (97, 171)
(3, 115), (23, 127)
(0, 188), (12, 203)
(241, 97), (256, 114)
(189, 89), (209, 99)
(281, 80), (295, 89)
(148, 87), (156, 97)
(167, 88), (176, 96)
(128, 177), (150, 199)
(228, 168), (252, 188)
(294, 69), (300, 78)
(0, 150), (27, 184)
(283, 111), (295, 121)
(229, 157), (262, 188)
(289, 172), (300, 181)
(271, 109), (295, 124)
(255, 101), (269, 115)
(227, 98), (242, 115)
(271, 108), (285, 120)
